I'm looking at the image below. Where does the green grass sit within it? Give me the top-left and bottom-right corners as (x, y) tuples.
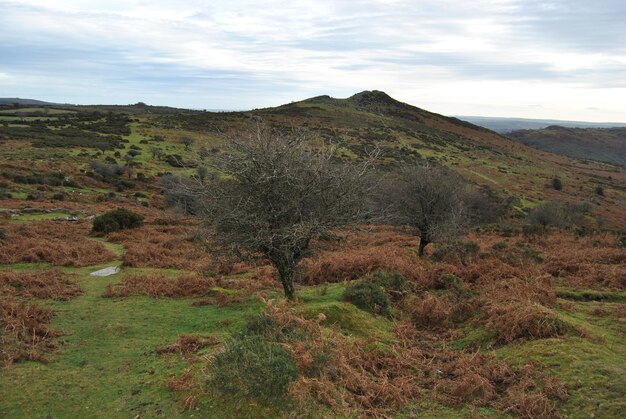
(0, 263), (262, 418)
(10, 212), (75, 222)
(495, 303), (626, 418)
(557, 288), (626, 302)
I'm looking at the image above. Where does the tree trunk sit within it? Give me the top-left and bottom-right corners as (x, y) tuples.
(278, 267), (296, 300)
(418, 238), (429, 257)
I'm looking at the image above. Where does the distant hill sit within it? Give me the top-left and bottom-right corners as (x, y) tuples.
(456, 116), (626, 133)
(0, 98), (62, 106)
(508, 126), (626, 166)
(1, 90), (625, 226)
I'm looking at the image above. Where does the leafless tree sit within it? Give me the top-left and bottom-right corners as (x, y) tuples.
(382, 163), (468, 256)
(166, 125), (376, 300)
(150, 146), (164, 160)
(181, 136), (195, 151)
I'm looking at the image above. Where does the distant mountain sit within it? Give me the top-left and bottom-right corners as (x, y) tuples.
(0, 98), (62, 106)
(508, 126), (626, 166)
(456, 116), (626, 133)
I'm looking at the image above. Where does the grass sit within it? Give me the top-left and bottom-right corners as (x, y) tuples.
(0, 262), (262, 418)
(495, 303), (626, 418)
(556, 288), (626, 302)
(10, 212), (75, 222)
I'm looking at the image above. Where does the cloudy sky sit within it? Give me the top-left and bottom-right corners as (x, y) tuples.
(1, 0), (625, 121)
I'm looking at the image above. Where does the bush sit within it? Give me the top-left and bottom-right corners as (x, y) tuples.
(595, 185), (604, 196)
(431, 241), (480, 264)
(369, 270), (410, 300)
(92, 208), (144, 234)
(405, 293), (454, 329)
(484, 303), (569, 343)
(551, 177), (563, 190)
(343, 280), (391, 317)
(209, 335), (298, 401)
(51, 193), (65, 201)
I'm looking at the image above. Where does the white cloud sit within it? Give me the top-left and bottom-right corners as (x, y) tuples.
(0, 0), (624, 121)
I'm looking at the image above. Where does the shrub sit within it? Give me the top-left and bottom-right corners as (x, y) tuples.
(551, 177), (562, 190)
(92, 208), (144, 234)
(405, 293), (454, 329)
(595, 185), (604, 196)
(369, 270), (410, 299)
(51, 193), (65, 201)
(491, 240), (508, 252)
(343, 280), (391, 317)
(1, 299), (60, 366)
(209, 335), (298, 401)
(484, 303), (569, 343)
(431, 241), (480, 265)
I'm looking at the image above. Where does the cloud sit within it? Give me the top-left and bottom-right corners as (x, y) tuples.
(0, 0), (624, 120)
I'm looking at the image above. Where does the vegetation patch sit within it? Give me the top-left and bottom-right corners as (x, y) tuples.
(0, 298), (60, 366)
(484, 302), (570, 343)
(92, 208), (144, 234)
(0, 221), (116, 266)
(156, 334), (220, 359)
(0, 269), (81, 300)
(342, 280), (392, 317)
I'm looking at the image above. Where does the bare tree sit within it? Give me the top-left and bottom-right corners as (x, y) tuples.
(527, 200), (591, 231)
(150, 146), (164, 160)
(382, 163), (468, 256)
(181, 136), (195, 151)
(168, 125), (375, 300)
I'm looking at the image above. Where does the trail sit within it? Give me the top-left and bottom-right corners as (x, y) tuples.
(0, 235), (248, 418)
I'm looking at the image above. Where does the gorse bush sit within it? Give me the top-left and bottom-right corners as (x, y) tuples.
(92, 208), (144, 234)
(369, 270), (410, 300)
(209, 335), (298, 401)
(342, 280), (391, 317)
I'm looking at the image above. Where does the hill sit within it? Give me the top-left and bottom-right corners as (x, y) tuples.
(0, 97), (62, 106)
(508, 126), (626, 167)
(1, 90), (625, 226)
(457, 115), (626, 133)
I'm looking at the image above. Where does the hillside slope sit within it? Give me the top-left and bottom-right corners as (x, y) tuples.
(457, 115), (626, 133)
(509, 126), (626, 166)
(1, 90), (625, 226)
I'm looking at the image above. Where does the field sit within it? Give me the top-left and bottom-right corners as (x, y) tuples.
(1, 96), (625, 417)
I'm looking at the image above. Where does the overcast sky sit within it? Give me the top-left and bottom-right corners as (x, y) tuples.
(1, 0), (625, 121)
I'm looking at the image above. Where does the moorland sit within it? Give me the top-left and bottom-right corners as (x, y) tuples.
(0, 91), (625, 418)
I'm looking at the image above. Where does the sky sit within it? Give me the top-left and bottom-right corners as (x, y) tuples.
(1, 0), (625, 121)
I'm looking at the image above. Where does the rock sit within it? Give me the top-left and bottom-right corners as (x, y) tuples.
(90, 266), (120, 277)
